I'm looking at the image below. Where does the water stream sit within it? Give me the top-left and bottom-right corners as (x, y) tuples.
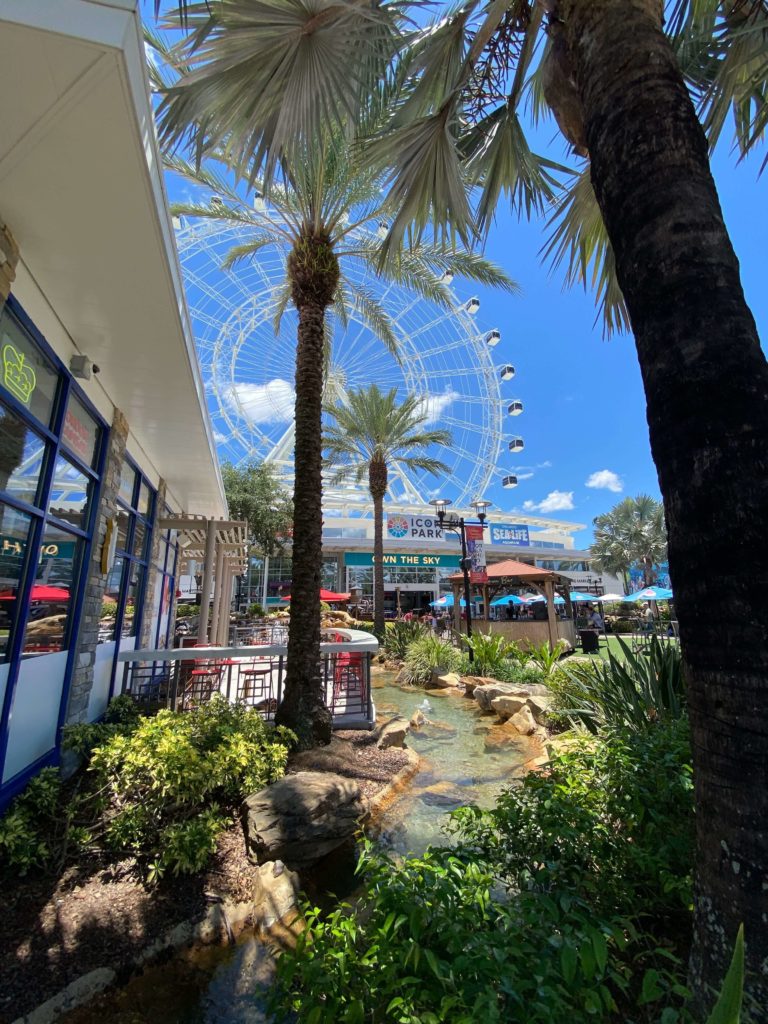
(60, 672), (536, 1022)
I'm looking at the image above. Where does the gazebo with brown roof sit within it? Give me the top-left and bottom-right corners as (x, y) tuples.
(447, 558), (577, 651)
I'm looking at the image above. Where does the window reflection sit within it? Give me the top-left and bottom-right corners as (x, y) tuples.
(0, 403), (46, 505)
(21, 525), (81, 655)
(119, 463), (136, 507)
(47, 455), (92, 530)
(121, 564), (144, 638)
(0, 308), (59, 428)
(0, 502), (33, 658)
(62, 394), (100, 468)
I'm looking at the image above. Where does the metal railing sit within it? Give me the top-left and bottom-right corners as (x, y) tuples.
(117, 628), (378, 729)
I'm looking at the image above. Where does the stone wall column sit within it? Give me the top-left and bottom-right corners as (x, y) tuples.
(0, 217), (20, 310)
(64, 408), (129, 727)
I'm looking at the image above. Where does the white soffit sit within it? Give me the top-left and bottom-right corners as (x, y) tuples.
(0, 1), (226, 517)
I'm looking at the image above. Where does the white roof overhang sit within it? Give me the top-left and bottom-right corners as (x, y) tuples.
(0, 0), (226, 516)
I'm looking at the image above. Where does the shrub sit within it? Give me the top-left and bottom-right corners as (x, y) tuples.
(271, 721), (694, 1023)
(526, 639), (568, 675)
(100, 600), (117, 619)
(0, 768), (64, 874)
(558, 636), (685, 734)
(87, 697), (293, 879)
(401, 635), (462, 686)
(380, 619), (427, 661)
(176, 603), (199, 618)
(462, 632), (525, 677)
(64, 693), (142, 758)
(247, 601), (265, 618)
(606, 616), (634, 634)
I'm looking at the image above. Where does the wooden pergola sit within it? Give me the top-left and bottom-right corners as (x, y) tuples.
(448, 558), (577, 651)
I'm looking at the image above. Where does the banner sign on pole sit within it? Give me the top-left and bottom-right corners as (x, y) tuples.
(465, 524), (487, 583)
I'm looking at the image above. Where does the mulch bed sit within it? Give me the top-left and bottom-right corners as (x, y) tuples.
(0, 737), (408, 1024)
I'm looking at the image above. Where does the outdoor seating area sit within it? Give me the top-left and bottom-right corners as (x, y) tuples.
(118, 628), (377, 728)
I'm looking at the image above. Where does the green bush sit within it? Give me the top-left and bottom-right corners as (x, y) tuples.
(380, 619), (428, 661)
(0, 768), (64, 874)
(64, 693), (142, 758)
(88, 696), (293, 880)
(100, 600), (117, 619)
(607, 616), (635, 634)
(462, 632), (525, 677)
(558, 636), (685, 734)
(401, 635), (463, 686)
(176, 603), (199, 618)
(271, 720), (694, 1023)
(247, 601), (265, 618)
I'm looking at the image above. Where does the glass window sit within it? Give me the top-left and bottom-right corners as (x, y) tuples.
(47, 455), (92, 530)
(0, 308), (59, 428)
(62, 394), (100, 468)
(21, 524), (82, 655)
(0, 502), (34, 658)
(138, 480), (152, 517)
(116, 509), (130, 554)
(0, 403), (46, 505)
(132, 520), (147, 561)
(118, 462), (136, 507)
(120, 564), (144, 638)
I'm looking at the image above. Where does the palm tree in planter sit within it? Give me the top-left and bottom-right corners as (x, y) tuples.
(149, 35), (516, 749)
(324, 385), (451, 636)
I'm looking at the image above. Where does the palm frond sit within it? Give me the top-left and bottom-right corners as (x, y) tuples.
(541, 169), (630, 336)
(347, 285), (401, 360)
(271, 280), (293, 335)
(221, 237), (276, 270)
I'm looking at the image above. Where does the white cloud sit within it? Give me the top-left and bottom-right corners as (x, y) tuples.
(586, 469), (623, 493)
(523, 490), (575, 514)
(516, 472), (534, 481)
(418, 389), (460, 423)
(226, 379), (295, 425)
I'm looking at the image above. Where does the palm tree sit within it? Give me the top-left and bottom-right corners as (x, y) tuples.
(151, 1), (768, 1006)
(591, 496), (667, 592)
(324, 385), (451, 635)
(149, 30), (517, 750)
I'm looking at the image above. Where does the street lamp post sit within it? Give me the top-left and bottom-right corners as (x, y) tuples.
(429, 498), (491, 663)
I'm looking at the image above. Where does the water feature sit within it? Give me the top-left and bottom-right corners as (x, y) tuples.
(60, 670), (538, 1022)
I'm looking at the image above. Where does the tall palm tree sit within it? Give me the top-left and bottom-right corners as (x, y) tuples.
(151, 1), (768, 1007)
(324, 385), (451, 635)
(149, 29), (517, 750)
(591, 495), (667, 591)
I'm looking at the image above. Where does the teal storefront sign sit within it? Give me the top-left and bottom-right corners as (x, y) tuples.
(345, 552), (460, 568)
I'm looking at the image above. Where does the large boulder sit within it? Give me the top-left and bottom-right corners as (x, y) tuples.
(430, 670), (462, 689)
(252, 860), (301, 928)
(509, 705), (537, 736)
(526, 693), (553, 723)
(484, 721), (529, 753)
(460, 674), (500, 696)
(474, 682), (525, 711)
(241, 772), (368, 868)
(491, 695), (527, 721)
(377, 716), (410, 749)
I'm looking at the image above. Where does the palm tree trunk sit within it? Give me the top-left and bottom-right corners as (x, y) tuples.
(562, 0), (768, 1013)
(275, 232), (338, 749)
(369, 457), (387, 637)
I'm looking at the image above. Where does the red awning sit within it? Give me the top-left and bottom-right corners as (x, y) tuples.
(282, 589), (350, 603)
(0, 585), (70, 601)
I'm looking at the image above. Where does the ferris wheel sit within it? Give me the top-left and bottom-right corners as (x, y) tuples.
(175, 220), (523, 510)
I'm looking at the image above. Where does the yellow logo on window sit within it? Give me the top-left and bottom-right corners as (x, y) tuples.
(3, 343), (36, 405)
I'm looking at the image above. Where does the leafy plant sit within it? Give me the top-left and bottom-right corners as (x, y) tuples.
(526, 639), (567, 675)
(175, 603), (199, 618)
(559, 636), (685, 734)
(0, 768), (63, 874)
(706, 925), (744, 1024)
(401, 634), (462, 686)
(63, 693), (142, 758)
(462, 632), (525, 677)
(247, 601), (265, 618)
(271, 720), (695, 1022)
(100, 601), (117, 619)
(380, 619), (428, 661)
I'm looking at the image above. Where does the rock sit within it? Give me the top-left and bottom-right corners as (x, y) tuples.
(526, 694), (553, 723)
(509, 705), (537, 736)
(394, 667), (410, 686)
(383, 659), (401, 672)
(420, 718), (457, 740)
(377, 717), (410, 749)
(484, 721), (528, 753)
(430, 670), (462, 689)
(419, 791), (466, 809)
(252, 860), (301, 928)
(490, 695), (526, 721)
(241, 772), (368, 868)
(460, 674), (499, 696)
(474, 683), (524, 711)
(409, 708), (427, 729)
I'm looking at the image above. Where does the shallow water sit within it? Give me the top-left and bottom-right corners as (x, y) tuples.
(370, 674), (533, 855)
(61, 672), (533, 1022)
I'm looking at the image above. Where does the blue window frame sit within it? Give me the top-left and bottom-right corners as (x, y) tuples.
(0, 296), (107, 807)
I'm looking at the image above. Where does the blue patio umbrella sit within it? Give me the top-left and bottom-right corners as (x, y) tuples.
(569, 591), (599, 603)
(490, 593), (524, 607)
(623, 586), (674, 602)
(430, 594), (481, 608)
(525, 593), (566, 605)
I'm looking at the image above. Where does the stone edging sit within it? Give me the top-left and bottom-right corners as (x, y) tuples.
(367, 746), (422, 822)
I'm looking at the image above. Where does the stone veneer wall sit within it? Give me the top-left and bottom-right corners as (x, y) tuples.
(0, 217), (19, 308)
(64, 408), (129, 727)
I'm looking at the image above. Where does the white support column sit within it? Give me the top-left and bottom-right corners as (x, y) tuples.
(210, 542), (226, 647)
(198, 519), (217, 645)
(217, 565), (232, 645)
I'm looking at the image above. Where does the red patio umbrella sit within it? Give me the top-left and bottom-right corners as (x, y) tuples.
(282, 589), (350, 603)
(0, 585), (70, 601)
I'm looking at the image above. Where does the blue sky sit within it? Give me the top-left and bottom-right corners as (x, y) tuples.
(145, 3), (767, 548)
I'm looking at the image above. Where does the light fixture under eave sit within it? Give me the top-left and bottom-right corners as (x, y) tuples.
(508, 437), (524, 453)
(465, 297), (480, 314)
(499, 364), (515, 380)
(502, 475), (518, 489)
(486, 329), (501, 347)
(507, 400), (524, 416)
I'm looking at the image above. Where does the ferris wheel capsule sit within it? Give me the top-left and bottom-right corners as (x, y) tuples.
(508, 437), (524, 452)
(502, 475), (519, 488)
(440, 270), (454, 285)
(465, 297), (480, 314)
(486, 329), (501, 347)
(499, 364), (515, 380)
(507, 400), (524, 416)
